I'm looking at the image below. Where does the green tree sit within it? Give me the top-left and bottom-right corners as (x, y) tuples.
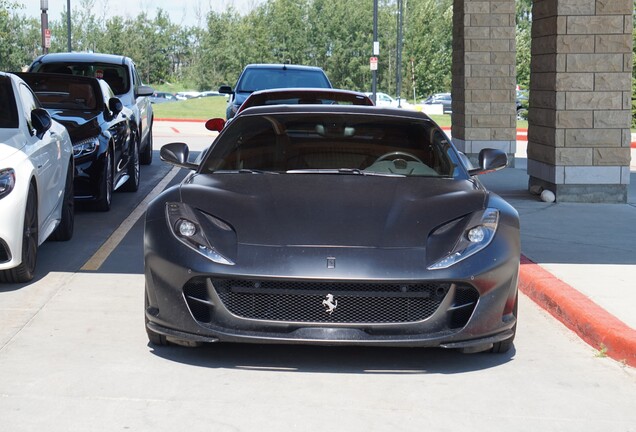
(0, 1), (40, 70)
(403, 0), (453, 99)
(516, 0), (532, 90)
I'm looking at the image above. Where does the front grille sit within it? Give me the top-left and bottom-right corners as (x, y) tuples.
(212, 279), (452, 324)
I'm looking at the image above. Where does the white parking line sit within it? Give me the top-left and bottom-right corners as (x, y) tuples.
(80, 166), (181, 271)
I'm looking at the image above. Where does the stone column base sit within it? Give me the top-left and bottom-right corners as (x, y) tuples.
(528, 176), (628, 203)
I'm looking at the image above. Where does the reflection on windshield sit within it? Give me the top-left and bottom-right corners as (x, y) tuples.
(201, 113), (461, 178)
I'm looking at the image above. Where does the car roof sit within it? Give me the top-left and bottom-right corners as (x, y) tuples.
(238, 88), (374, 114)
(242, 63), (326, 72)
(32, 52), (130, 66)
(236, 104), (433, 120)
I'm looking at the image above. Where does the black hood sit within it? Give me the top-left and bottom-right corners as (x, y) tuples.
(180, 174), (486, 248)
(48, 109), (102, 141)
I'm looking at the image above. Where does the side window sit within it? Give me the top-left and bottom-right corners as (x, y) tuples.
(0, 78), (19, 128)
(133, 65), (142, 91)
(18, 83), (41, 132)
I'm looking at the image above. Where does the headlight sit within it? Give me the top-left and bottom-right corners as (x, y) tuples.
(427, 208), (499, 270)
(166, 202), (234, 265)
(73, 137), (99, 158)
(0, 168), (16, 200)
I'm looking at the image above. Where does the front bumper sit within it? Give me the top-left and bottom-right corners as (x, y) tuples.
(144, 211), (519, 351)
(73, 153), (105, 201)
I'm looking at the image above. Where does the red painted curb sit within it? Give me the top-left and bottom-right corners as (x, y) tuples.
(519, 255), (636, 367)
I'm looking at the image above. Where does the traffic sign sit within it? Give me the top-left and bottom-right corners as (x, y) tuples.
(370, 57), (378, 71)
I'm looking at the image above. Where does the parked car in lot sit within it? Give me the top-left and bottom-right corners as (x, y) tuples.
(175, 91), (200, 100)
(18, 73), (139, 211)
(0, 72), (74, 283)
(205, 88), (375, 132)
(219, 64), (332, 120)
(145, 104), (520, 353)
(28, 52), (155, 165)
(516, 89), (529, 120)
(149, 91), (176, 104)
(364, 91), (412, 109)
(422, 92), (452, 114)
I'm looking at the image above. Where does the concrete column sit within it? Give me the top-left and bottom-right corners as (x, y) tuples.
(451, 0), (517, 165)
(527, 0), (633, 203)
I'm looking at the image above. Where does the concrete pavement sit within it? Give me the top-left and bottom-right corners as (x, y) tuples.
(154, 119), (636, 367)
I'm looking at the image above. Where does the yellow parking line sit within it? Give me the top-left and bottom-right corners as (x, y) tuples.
(80, 166), (181, 271)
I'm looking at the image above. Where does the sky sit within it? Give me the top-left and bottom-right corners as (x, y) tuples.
(18, 0), (266, 27)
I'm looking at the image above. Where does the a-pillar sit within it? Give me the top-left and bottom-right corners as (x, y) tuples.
(451, 0), (517, 165)
(527, 0), (633, 203)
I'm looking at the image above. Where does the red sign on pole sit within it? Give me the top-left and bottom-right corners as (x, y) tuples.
(44, 29), (51, 48)
(370, 56), (378, 71)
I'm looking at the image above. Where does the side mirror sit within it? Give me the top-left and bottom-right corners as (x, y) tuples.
(136, 84), (154, 97)
(468, 148), (508, 176)
(108, 97), (123, 116)
(205, 118), (226, 132)
(218, 85), (233, 95)
(160, 142), (199, 170)
(31, 108), (52, 139)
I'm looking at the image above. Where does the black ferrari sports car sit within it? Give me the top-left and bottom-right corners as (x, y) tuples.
(18, 73), (139, 211)
(145, 105), (520, 353)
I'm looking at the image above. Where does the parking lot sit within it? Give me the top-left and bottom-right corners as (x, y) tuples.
(0, 122), (635, 431)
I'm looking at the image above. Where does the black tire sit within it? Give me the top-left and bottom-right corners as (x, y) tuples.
(94, 150), (113, 212)
(50, 160), (74, 241)
(121, 133), (140, 192)
(0, 183), (38, 283)
(139, 122), (153, 165)
(144, 290), (168, 346)
(490, 295), (518, 353)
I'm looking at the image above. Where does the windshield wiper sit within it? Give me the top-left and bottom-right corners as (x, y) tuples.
(286, 168), (405, 177)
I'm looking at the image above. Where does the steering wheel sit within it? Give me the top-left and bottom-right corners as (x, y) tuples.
(374, 151), (424, 164)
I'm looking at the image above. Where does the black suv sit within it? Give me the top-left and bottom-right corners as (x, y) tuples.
(29, 52), (155, 164)
(219, 64), (332, 119)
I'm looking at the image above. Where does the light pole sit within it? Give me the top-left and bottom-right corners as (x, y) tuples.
(395, 0), (404, 108)
(66, 0), (72, 51)
(371, 0), (378, 104)
(40, 0), (49, 54)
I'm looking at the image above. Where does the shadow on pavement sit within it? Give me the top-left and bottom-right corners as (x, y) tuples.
(148, 342), (515, 374)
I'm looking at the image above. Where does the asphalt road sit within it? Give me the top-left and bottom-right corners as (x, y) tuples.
(0, 123), (635, 431)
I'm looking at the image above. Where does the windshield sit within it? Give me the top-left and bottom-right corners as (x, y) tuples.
(201, 113), (462, 178)
(237, 68), (331, 93)
(32, 62), (129, 95)
(19, 74), (100, 111)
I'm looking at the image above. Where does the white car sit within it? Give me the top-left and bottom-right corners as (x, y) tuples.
(0, 72), (74, 283)
(364, 92), (413, 109)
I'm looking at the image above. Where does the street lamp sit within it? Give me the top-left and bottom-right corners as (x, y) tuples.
(66, 0), (72, 51)
(396, 0), (404, 108)
(40, 0), (49, 54)
(371, 0), (378, 104)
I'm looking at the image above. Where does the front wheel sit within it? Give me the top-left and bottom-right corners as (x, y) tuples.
(93, 150), (113, 212)
(140, 123), (153, 165)
(121, 134), (140, 192)
(0, 184), (38, 283)
(490, 295), (518, 353)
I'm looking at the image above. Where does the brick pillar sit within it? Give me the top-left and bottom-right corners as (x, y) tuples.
(451, 0), (517, 165)
(527, 0), (633, 203)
